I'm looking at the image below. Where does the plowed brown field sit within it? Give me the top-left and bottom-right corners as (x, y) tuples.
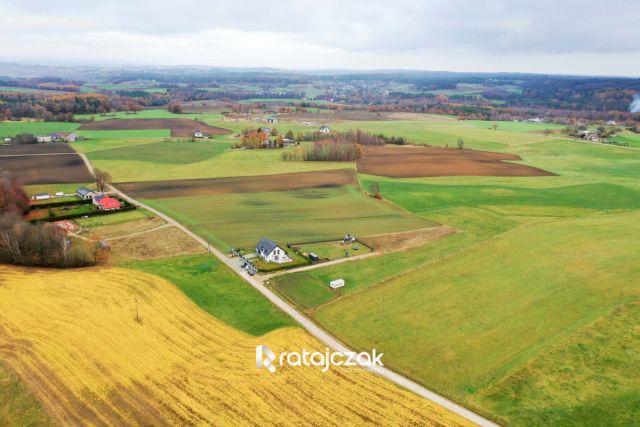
(79, 118), (231, 137)
(0, 154), (93, 184)
(357, 145), (554, 178)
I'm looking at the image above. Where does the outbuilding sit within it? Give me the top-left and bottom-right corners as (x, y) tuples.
(330, 279), (345, 289)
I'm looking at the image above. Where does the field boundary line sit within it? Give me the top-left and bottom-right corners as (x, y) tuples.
(75, 151), (499, 427)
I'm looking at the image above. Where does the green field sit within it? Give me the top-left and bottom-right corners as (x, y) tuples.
(314, 213), (640, 425)
(76, 139), (349, 182)
(269, 128), (640, 425)
(125, 254), (294, 335)
(0, 121), (80, 137)
(142, 185), (433, 250)
(77, 129), (171, 139)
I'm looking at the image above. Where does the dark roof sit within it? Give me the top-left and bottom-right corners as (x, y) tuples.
(77, 187), (94, 196)
(256, 238), (278, 255)
(93, 194), (105, 202)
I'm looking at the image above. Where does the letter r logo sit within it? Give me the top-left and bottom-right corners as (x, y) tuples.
(256, 345), (276, 373)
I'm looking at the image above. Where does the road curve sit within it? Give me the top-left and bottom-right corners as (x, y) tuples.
(76, 152), (499, 427)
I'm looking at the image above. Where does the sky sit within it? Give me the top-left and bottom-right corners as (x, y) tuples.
(1, 0), (639, 76)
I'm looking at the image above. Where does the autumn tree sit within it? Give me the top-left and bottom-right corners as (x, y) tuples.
(94, 168), (112, 193)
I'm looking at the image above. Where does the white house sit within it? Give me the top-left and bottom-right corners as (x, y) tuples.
(76, 187), (97, 200)
(319, 125), (331, 134)
(193, 129), (204, 138)
(607, 120), (617, 126)
(37, 135), (52, 143)
(330, 279), (345, 289)
(256, 239), (292, 264)
(266, 117), (278, 124)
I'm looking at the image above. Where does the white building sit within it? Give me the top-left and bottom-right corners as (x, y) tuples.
(319, 125), (331, 134)
(330, 279), (345, 289)
(256, 239), (292, 264)
(37, 135), (52, 143)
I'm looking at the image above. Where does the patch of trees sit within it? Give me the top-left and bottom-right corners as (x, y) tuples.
(0, 93), (112, 121)
(0, 170), (102, 267)
(12, 133), (37, 144)
(282, 140), (361, 162)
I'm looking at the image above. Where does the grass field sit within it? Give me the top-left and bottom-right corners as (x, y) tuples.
(125, 254), (294, 335)
(0, 264), (470, 426)
(269, 131), (640, 424)
(77, 129), (171, 138)
(314, 213), (640, 425)
(75, 139), (348, 182)
(0, 121), (80, 137)
(142, 184), (433, 250)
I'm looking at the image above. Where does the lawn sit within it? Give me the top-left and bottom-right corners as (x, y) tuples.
(124, 254), (294, 335)
(142, 185), (433, 250)
(75, 208), (153, 227)
(296, 240), (371, 260)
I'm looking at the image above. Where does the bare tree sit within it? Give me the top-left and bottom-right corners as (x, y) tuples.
(94, 168), (112, 194)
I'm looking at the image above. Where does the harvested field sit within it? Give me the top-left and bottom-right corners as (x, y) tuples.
(79, 118), (231, 137)
(357, 145), (554, 178)
(118, 168), (356, 199)
(0, 265), (471, 426)
(0, 154), (93, 184)
(360, 225), (458, 253)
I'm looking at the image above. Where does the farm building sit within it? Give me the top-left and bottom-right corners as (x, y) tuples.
(36, 135), (53, 143)
(49, 132), (79, 142)
(607, 120), (617, 125)
(31, 193), (51, 201)
(266, 117), (278, 124)
(77, 187), (97, 200)
(319, 125), (331, 134)
(258, 127), (271, 135)
(578, 130), (599, 142)
(92, 194), (121, 211)
(256, 239), (292, 264)
(193, 129), (204, 138)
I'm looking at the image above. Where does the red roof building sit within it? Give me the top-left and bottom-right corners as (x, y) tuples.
(97, 196), (121, 210)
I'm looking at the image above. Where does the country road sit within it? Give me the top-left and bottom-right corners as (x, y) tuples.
(76, 152), (499, 427)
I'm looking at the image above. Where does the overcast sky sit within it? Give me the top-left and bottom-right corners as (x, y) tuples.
(1, 0), (639, 76)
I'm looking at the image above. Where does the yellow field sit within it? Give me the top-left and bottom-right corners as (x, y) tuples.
(0, 265), (470, 426)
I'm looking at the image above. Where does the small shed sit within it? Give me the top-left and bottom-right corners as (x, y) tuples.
(330, 279), (345, 289)
(32, 193), (51, 201)
(309, 252), (319, 262)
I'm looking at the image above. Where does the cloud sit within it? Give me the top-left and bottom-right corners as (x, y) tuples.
(1, 0), (639, 75)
